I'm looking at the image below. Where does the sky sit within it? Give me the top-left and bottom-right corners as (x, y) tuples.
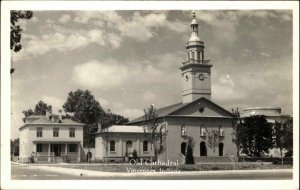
(11, 10), (293, 139)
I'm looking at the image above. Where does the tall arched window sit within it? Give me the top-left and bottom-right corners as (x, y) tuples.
(200, 141), (207, 156)
(219, 143), (224, 156)
(196, 51), (200, 60)
(181, 142), (187, 155)
(143, 140), (148, 152)
(110, 140), (115, 152)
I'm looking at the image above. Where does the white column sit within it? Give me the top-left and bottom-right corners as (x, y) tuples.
(65, 144), (67, 156)
(77, 143), (80, 162)
(136, 138), (140, 156)
(119, 138), (123, 157)
(48, 144), (51, 162)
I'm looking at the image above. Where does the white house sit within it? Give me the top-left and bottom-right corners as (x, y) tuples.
(19, 111), (84, 163)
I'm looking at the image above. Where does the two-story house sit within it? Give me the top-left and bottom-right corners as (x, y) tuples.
(19, 111), (84, 163)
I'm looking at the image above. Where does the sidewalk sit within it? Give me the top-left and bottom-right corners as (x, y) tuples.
(25, 164), (293, 178)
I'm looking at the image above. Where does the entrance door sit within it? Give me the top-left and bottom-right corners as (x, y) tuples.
(219, 143), (224, 156)
(51, 144), (61, 156)
(126, 141), (133, 155)
(200, 142), (207, 156)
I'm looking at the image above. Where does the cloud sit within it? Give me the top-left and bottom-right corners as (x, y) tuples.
(41, 95), (64, 111)
(72, 59), (128, 89)
(142, 91), (156, 101)
(98, 97), (109, 108)
(58, 14), (71, 23)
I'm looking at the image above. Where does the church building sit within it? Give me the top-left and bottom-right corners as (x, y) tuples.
(95, 11), (237, 163)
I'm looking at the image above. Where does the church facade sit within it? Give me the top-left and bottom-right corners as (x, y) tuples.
(95, 12), (237, 162)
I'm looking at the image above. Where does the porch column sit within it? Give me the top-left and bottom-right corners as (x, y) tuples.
(119, 138), (123, 157)
(65, 144), (68, 156)
(136, 138), (140, 156)
(48, 144), (51, 162)
(77, 143), (80, 162)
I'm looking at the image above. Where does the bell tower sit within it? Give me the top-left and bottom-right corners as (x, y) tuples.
(180, 11), (212, 103)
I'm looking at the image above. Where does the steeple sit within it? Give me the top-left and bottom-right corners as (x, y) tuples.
(189, 11), (200, 42)
(180, 11), (212, 103)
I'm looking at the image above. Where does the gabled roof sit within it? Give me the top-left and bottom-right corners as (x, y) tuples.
(19, 116), (84, 130)
(127, 97), (233, 124)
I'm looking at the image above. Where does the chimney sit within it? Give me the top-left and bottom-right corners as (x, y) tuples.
(58, 109), (63, 122)
(46, 110), (52, 119)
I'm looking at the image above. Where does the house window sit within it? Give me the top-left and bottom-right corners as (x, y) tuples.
(69, 144), (77, 152)
(69, 128), (75, 137)
(53, 128), (59, 137)
(181, 125), (187, 136)
(36, 144), (43, 152)
(143, 140), (148, 152)
(200, 127), (206, 136)
(110, 140), (115, 152)
(37, 127), (43, 137)
(191, 52), (195, 60)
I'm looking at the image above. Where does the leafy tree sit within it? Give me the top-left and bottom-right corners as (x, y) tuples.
(231, 108), (241, 157)
(273, 118), (293, 161)
(63, 89), (104, 148)
(63, 89), (129, 148)
(283, 118), (293, 157)
(10, 138), (20, 156)
(185, 137), (195, 165)
(10, 10), (33, 74)
(143, 104), (167, 161)
(237, 115), (273, 157)
(22, 101), (52, 117)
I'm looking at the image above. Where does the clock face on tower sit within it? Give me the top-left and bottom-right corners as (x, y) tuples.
(198, 73), (205, 81)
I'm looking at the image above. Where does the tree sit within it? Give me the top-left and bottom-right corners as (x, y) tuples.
(237, 115), (273, 157)
(231, 108), (241, 157)
(143, 105), (167, 161)
(63, 89), (104, 148)
(63, 89), (129, 148)
(22, 100), (52, 117)
(283, 118), (293, 157)
(11, 10), (33, 74)
(207, 129), (220, 162)
(273, 118), (293, 162)
(10, 138), (20, 156)
(185, 137), (195, 165)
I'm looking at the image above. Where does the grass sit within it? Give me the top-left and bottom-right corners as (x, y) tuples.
(48, 163), (293, 172)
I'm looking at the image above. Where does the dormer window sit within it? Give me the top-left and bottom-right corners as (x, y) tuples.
(181, 124), (187, 136)
(200, 127), (206, 136)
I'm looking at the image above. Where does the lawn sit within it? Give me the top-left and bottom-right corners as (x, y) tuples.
(48, 163), (293, 172)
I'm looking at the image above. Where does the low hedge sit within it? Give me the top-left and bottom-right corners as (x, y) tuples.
(238, 157), (293, 165)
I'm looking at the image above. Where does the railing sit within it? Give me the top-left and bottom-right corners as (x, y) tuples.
(182, 59), (210, 66)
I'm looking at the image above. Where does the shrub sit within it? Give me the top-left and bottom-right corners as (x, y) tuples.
(185, 145), (195, 165)
(132, 149), (139, 161)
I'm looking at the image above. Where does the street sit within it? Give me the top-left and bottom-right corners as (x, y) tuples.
(11, 163), (293, 180)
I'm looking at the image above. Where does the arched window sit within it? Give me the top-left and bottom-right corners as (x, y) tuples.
(200, 141), (207, 156)
(191, 52), (195, 60)
(110, 140), (115, 152)
(219, 143), (224, 156)
(143, 140), (148, 152)
(181, 142), (187, 155)
(196, 51), (200, 60)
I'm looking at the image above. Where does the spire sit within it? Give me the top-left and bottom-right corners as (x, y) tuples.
(189, 11), (200, 42)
